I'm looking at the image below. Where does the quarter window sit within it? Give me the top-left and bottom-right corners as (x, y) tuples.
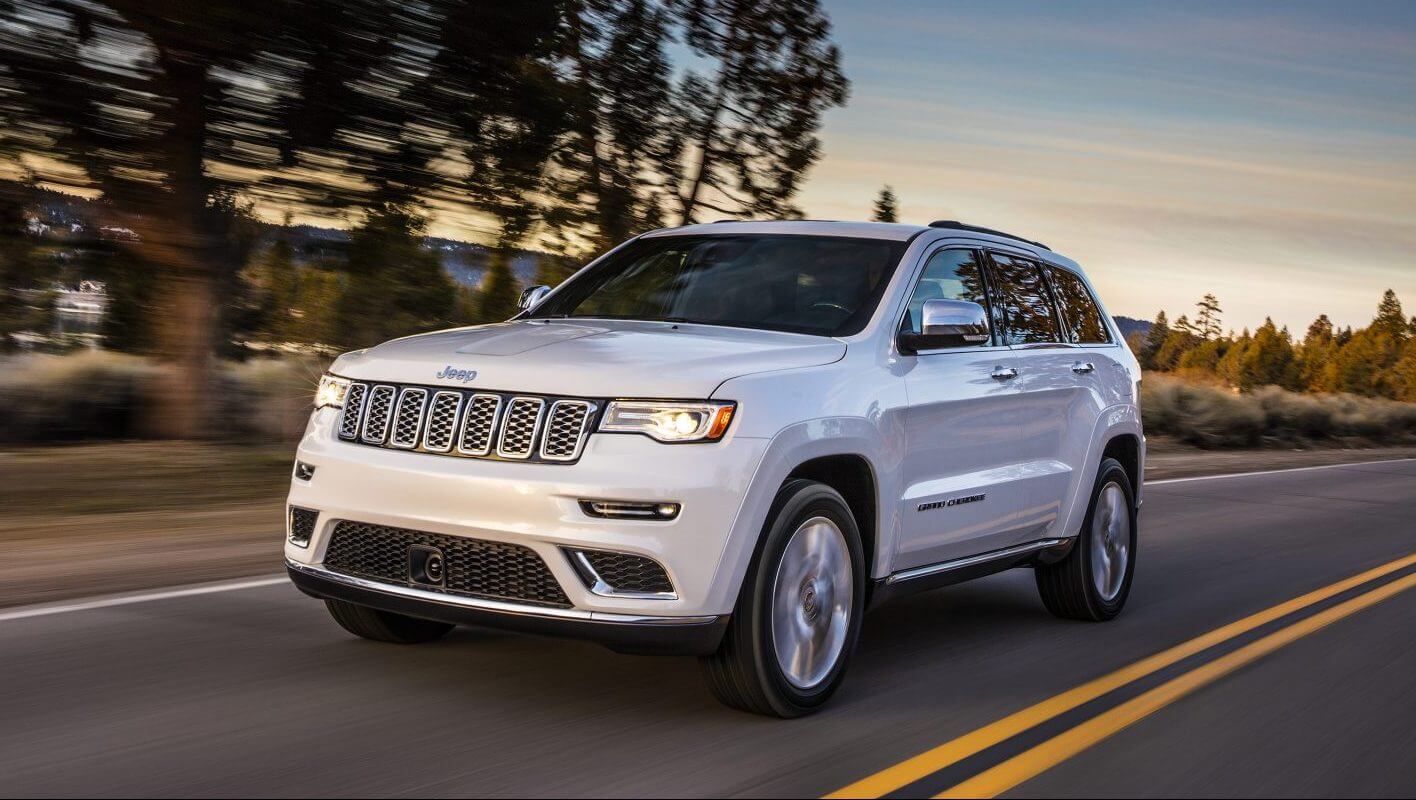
(989, 254), (1060, 345)
(1047, 266), (1111, 344)
(901, 249), (990, 345)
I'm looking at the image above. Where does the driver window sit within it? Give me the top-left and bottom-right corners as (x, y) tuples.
(901, 249), (989, 343)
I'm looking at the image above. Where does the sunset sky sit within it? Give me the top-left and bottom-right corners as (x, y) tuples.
(796, 0), (1416, 332)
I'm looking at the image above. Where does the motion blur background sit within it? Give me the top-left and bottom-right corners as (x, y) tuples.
(0, 0), (1414, 606)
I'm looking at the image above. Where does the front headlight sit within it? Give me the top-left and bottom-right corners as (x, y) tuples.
(314, 374), (351, 409)
(599, 400), (736, 443)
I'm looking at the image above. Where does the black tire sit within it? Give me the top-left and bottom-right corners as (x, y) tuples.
(1036, 457), (1137, 621)
(700, 479), (865, 718)
(324, 598), (454, 644)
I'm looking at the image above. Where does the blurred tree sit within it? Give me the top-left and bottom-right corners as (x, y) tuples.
(871, 186), (898, 223)
(335, 204), (455, 348)
(1233, 318), (1298, 390)
(476, 254), (521, 323)
(669, 0), (848, 223)
(547, 0), (678, 255)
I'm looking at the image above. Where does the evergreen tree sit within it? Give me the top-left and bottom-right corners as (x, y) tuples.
(1235, 318), (1298, 390)
(1139, 310), (1169, 370)
(1373, 289), (1407, 340)
(1194, 293), (1223, 340)
(670, 0), (849, 223)
(1153, 314), (1198, 370)
(872, 186), (898, 223)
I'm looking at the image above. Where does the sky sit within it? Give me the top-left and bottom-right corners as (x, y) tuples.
(796, 0), (1416, 332)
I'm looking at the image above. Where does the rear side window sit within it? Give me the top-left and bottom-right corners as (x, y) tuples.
(989, 254), (1059, 345)
(901, 248), (990, 343)
(1047, 266), (1111, 344)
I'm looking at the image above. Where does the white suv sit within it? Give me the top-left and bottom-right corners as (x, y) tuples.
(286, 219), (1143, 717)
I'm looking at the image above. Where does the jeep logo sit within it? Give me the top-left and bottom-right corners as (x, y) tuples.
(435, 365), (478, 383)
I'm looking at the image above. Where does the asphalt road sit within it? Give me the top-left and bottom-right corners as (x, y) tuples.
(2, 459), (1415, 798)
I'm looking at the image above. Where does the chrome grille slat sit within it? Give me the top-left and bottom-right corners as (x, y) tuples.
(336, 381), (593, 464)
(458, 393), (502, 456)
(389, 387), (428, 449)
(422, 391), (462, 453)
(497, 397), (545, 459)
(338, 383), (368, 440)
(541, 400), (595, 461)
(360, 385), (397, 443)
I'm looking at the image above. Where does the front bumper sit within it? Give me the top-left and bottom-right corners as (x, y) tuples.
(288, 560), (729, 655)
(286, 407), (770, 618)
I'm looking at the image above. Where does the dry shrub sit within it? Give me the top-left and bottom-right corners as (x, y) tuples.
(1142, 373), (1416, 448)
(0, 351), (328, 443)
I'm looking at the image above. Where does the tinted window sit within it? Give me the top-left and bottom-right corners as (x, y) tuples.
(1047, 266), (1111, 344)
(990, 254), (1059, 345)
(901, 248), (989, 344)
(530, 235), (906, 336)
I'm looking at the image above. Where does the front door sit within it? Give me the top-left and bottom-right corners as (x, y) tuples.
(895, 247), (1032, 570)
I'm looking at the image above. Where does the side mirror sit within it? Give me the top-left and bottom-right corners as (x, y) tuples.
(518, 284), (551, 311)
(899, 298), (990, 353)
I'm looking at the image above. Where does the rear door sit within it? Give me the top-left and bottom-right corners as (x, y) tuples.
(989, 252), (1108, 541)
(894, 246), (1031, 570)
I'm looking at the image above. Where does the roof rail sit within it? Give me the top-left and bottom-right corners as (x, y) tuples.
(928, 220), (1049, 251)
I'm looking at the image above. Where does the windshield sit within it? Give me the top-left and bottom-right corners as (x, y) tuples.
(528, 234), (908, 336)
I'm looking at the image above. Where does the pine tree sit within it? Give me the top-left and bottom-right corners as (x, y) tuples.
(1373, 289), (1407, 340)
(1139, 310), (1169, 370)
(872, 186), (898, 223)
(670, 0), (849, 223)
(1194, 293), (1223, 340)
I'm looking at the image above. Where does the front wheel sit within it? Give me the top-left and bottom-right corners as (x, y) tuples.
(1036, 457), (1137, 621)
(700, 479), (865, 717)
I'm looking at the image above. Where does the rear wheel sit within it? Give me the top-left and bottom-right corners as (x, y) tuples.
(700, 479), (864, 717)
(1036, 457), (1136, 621)
(324, 599), (454, 644)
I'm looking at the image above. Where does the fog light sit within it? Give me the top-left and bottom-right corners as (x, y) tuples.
(293, 461), (316, 481)
(580, 500), (681, 520)
(288, 506), (318, 547)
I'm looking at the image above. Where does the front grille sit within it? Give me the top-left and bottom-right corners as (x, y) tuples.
(498, 397), (544, 458)
(573, 549), (674, 595)
(337, 381), (598, 464)
(323, 520), (570, 607)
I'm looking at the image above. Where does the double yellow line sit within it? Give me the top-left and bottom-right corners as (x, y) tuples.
(828, 552), (1416, 799)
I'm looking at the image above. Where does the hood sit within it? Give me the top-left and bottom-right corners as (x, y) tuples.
(330, 319), (846, 398)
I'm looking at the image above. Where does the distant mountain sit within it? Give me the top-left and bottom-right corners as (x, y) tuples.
(1113, 315), (1153, 340)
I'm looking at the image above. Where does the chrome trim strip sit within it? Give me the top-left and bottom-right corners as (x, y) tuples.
(568, 549), (678, 600)
(287, 560), (715, 625)
(884, 538), (1068, 585)
(337, 382), (369, 440)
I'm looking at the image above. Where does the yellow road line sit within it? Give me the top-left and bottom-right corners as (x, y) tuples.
(936, 570), (1416, 798)
(826, 551), (1416, 799)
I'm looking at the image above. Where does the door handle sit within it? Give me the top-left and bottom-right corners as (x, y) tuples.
(1071, 361), (1096, 374)
(991, 366), (1019, 380)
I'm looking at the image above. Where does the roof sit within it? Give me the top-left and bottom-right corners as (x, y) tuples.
(641, 219), (927, 242)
